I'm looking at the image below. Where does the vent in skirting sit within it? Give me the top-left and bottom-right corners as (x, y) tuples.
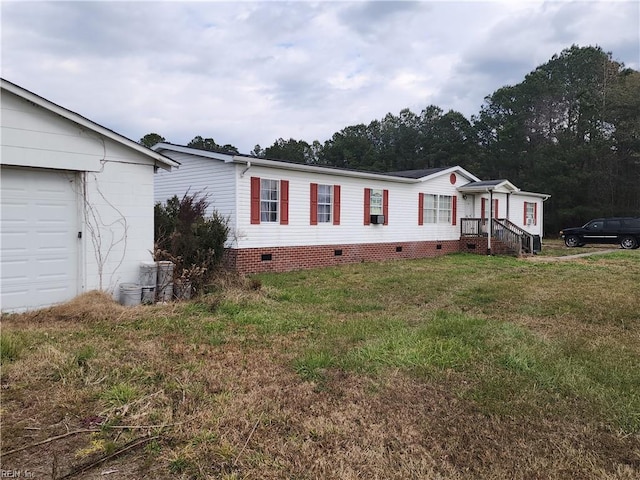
(334, 249), (343, 256)
(436, 244), (442, 250)
(395, 246), (403, 252)
(261, 253), (273, 261)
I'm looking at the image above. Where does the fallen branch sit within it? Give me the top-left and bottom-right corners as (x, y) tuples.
(1, 429), (99, 457)
(233, 414), (262, 467)
(59, 435), (159, 479)
(106, 422), (182, 430)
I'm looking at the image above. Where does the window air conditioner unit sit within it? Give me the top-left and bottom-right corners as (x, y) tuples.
(526, 218), (533, 226)
(370, 215), (385, 224)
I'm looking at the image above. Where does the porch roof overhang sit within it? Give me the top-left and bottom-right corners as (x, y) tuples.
(457, 179), (519, 194)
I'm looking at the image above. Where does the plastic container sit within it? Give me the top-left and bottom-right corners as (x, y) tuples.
(174, 280), (192, 300)
(141, 286), (156, 304)
(156, 261), (174, 286)
(119, 283), (142, 306)
(158, 283), (173, 302)
(139, 262), (158, 287)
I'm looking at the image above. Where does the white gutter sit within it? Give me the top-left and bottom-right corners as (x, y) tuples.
(230, 155), (418, 183)
(241, 161), (252, 177)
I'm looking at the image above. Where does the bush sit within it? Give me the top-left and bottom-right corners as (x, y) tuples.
(154, 192), (229, 295)
(0, 333), (23, 364)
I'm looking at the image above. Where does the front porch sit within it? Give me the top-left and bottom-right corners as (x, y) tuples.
(460, 218), (540, 256)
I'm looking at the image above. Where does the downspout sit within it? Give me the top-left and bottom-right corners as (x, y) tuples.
(541, 194), (551, 238)
(241, 161), (252, 177)
(488, 188), (493, 255)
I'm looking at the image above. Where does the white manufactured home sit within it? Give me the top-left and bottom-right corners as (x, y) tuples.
(153, 143), (549, 274)
(0, 79), (177, 312)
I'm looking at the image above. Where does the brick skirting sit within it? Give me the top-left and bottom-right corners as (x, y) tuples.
(224, 240), (462, 274)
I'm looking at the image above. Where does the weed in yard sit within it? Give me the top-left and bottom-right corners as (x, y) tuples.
(0, 332), (23, 363)
(75, 435), (108, 458)
(168, 455), (193, 474)
(101, 382), (138, 407)
(73, 344), (96, 369)
(293, 350), (334, 382)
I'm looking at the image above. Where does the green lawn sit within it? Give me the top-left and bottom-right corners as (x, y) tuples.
(1, 252), (639, 479)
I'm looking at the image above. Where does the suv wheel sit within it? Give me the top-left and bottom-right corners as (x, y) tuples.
(564, 235), (582, 248)
(620, 236), (638, 250)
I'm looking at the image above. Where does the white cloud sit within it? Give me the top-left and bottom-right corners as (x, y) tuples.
(1, 0), (638, 152)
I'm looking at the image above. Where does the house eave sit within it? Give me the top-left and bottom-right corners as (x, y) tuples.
(1, 78), (178, 171)
(517, 191), (551, 200)
(230, 155), (419, 183)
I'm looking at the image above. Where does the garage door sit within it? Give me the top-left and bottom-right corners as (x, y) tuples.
(1, 167), (79, 312)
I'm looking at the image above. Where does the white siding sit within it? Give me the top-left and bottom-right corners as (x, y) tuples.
(415, 172), (464, 240)
(152, 147), (549, 253)
(154, 152), (238, 240)
(1, 86), (163, 310)
(511, 194), (545, 236)
(82, 160), (156, 294)
(0, 90), (103, 172)
(235, 165), (462, 249)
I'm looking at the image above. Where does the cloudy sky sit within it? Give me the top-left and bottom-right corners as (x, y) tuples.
(2, 0), (638, 153)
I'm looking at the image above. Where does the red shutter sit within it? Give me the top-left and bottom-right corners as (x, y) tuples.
(383, 189), (389, 225)
(523, 202), (528, 226)
(534, 202), (538, 226)
(250, 177), (261, 224)
(280, 180), (289, 225)
(452, 195), (457, 226)
(333, 185), (341, 225)
(494, 199), (499, 219)
(481, 198), (486, 220)
(418, 193), (424, 225)
(310, 183), (318, 225)
(364, 188), (371, 225)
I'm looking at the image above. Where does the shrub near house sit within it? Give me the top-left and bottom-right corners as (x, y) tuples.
(154, 193), (229, 294)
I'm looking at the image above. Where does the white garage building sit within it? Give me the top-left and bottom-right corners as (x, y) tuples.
(0, 79), (177, 312)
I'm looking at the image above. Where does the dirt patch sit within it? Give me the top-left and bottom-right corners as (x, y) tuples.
(527, 248), (621, 262)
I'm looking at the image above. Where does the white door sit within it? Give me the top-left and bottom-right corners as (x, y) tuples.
(1, 167), (79, 312)
(464, 196), (475, 218)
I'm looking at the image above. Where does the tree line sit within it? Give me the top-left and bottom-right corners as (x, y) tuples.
(141, 45), (640, 235)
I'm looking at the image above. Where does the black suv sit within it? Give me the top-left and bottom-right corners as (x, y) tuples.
(560, 217), (640, 249)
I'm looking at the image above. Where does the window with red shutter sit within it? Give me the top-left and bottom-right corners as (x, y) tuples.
(333, 185), (341, 225)
(364, 188), (371, 225)
(310, 183), (318, 225)
(452, 196), (457, 225)
(250, 177), (261, 224)
(383, 189), (389, 225)
(280, 180), (289, 225)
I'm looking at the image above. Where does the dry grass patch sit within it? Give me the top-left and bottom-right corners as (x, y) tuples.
(1, 254), (639, 478)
